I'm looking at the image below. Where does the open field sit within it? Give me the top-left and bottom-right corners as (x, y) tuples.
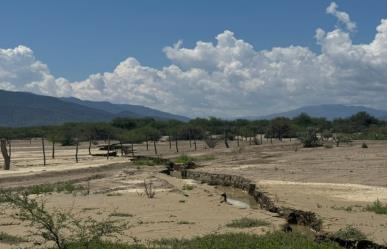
(1, 138), (387, 247)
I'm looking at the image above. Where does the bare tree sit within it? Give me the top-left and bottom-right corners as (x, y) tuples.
(52, 140), (55, 159)
(88, 136), (92, 155)
(75, 138), (79, 163)
(1, 139), (10, 170)
(153, 140), (157, 155)
(188, 130), (192, 148)
(107, 136), (110, 160)
(42, 137), (46, 166)
(120, 141), (123, 156)
(237, 129), (240, 147)
(224, 129), (229, 148)
(8, 139), (11, 158)
(175, 137), (179, 153)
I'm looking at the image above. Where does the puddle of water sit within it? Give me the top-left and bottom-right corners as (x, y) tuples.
(215, 185), (259, 209)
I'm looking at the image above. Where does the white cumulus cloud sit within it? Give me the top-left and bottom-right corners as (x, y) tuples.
(326, 2), (357, 32)
(0, 3), (386, 118)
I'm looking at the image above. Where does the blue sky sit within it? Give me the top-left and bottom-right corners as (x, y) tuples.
(0, 1), (386, 117)
(0, 0), (385, 81)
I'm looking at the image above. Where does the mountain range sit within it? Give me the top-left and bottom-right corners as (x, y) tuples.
(0, 90), (188, 127)
(245, 104), (387, 121)
(1, 89), (386, 127)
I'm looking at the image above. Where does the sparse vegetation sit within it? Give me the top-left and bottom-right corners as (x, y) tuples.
(106, 192), (123, 197)
(195, 155), (215, 161)
(366, 199), (387, 214)
(226, 218), (270, 228)
(143, 180), (156, 198)
(298, 128), (321, 148)
(0, 190), (127, 249)
(133, 157), (167, 166)
(204, 136), (219, 149)
(1, 182), (85, 197)
(0, 231), (27, 245)
(175, 154), (194, 164)
(177, 220), (195, 225)
(331, 206), (354, 212)
(66, 232), (341, 249)
(182, 185), (194, 191)
(333, 226), (367, 240)
(109, 212), (133, 218)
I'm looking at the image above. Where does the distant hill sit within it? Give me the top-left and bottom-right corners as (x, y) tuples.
(61, 97), (189, 122)
(0, 90), (189, 127)
(245, 104), (387, 120)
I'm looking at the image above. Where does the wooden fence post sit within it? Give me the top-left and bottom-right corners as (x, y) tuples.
(1, 139), (10, 170)
(42, 137), (46, 166)
(153, 140), (157, 155)
(52, 141), (55, 159)
(107, 136), (110, 160)
(75, 138), (79, 163)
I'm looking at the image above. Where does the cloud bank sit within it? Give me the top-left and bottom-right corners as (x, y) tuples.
(0, 2), (386, 117)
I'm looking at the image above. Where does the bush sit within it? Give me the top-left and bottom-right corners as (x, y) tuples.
(361, 142), (368, 148)
(333, 134), (352, 147)
(0, 231), (27, 245)
(60, 135), (77, 146)
(333, 226), (367, 240)
(133, 157), (167, 166)
(0, 191), (126, 249)
(204, 136), (219, 149)
(298, 128), (321, 148)
(226, 218), (270, 228)
(366, 199), (387, 214)
(175, 154), (195, 164)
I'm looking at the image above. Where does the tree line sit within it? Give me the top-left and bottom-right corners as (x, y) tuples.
(0, 112), (386, 144)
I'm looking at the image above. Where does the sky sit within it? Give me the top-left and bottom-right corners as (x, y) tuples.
(0, 0), (386, 118)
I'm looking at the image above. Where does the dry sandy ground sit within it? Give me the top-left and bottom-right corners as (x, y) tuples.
(1, 139), (387, 246)
(0, 167), (284, 249)
(195, 140), (387, 243)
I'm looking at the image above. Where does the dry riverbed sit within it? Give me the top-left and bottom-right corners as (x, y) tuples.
(1, 139), (387, 246)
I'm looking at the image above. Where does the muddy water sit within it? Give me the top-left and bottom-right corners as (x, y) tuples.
(215, 185), (260, 209)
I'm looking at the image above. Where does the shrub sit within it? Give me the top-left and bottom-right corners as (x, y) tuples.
(133, 157), (167, 166)
(298, 128), (321, 148)
(0, 231), (27, 245)
(175, 154), (194, 164)
(333, 134), (352, 147)
(182, 185), (194, 191)
(60, 135), (77, 146)
(361, 142), (368, 148)
(204, 136), (219, 149)
(366, 199), (387, 214)
(226, 218), (270, 228)
(333, 226), (367, 240)
(0, 191), (126, 249)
